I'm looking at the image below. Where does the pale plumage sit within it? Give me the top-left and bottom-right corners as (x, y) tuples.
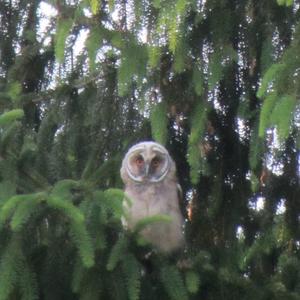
(120, 141), (185, 253)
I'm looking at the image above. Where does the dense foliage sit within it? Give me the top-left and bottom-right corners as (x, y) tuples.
(0, 0), (299, 299)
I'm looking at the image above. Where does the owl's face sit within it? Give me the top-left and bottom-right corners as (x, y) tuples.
(122, 142), (172, 183)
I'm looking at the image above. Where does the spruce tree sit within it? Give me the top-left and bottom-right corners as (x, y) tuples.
(0, 0), (299, 299)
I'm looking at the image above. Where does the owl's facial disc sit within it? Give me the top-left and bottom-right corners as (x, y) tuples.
(126, 151), (170, 183)
(124, 142), (172, 183)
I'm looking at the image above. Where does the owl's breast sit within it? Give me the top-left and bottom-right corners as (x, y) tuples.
(124, 181), (179, 224)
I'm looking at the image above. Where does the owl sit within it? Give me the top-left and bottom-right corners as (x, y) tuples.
(120, 141), (185, 253)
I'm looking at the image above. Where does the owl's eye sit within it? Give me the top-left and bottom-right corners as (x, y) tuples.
(135, 155), (144, 166)
(151, 157), (161, 168)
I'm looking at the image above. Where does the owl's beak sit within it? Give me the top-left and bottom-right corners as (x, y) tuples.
(144, 163), (150, 177)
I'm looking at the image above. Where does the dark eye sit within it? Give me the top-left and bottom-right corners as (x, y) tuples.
(135, 155), (144, 166)
(151, 157), (161, 167)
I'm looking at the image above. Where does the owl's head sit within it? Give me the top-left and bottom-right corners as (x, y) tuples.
(120, 141), (176, 183)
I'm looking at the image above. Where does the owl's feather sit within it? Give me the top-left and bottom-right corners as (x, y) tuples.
(120, 141), (185, 253)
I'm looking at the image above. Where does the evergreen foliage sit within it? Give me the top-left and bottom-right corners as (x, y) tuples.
(122, 253), (141, 300)
(160, 264), (188, 300)
(270, 95), (297, 141)
(0, 109), (24, 126)
(150, 102), (168, 145)
(187, 101), (209, 184)
(0, 0), (299, 299)
(55, 18), (73, 63)
(184, 270), (200, 294)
